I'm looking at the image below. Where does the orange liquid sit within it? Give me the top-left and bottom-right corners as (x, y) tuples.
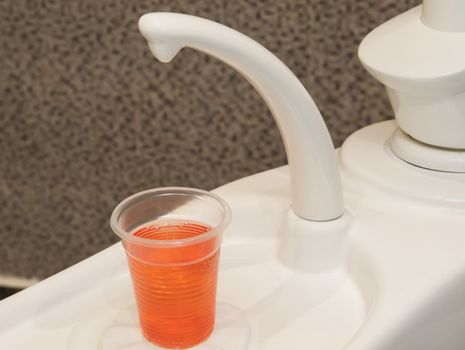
(125, 222), (220, 349)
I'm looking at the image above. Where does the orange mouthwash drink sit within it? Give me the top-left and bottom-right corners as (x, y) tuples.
(125, 222), (220, 349)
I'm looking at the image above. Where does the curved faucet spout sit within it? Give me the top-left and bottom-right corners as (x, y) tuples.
(138, 12), (343, 221)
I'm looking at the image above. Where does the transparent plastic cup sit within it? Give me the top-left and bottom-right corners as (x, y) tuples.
(110, 187), (231, 349)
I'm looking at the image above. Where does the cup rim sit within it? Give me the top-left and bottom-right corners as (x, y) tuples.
(110, 187), (231, 247)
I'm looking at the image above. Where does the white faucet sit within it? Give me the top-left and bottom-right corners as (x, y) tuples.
(138, 13), (343, 222)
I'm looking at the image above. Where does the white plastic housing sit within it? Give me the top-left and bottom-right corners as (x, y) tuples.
(359, 6), (465, 150)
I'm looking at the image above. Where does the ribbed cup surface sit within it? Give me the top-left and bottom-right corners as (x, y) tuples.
(126, 223), (219, 349)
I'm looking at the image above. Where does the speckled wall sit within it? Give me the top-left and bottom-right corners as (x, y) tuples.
(0, 0), (420, 280)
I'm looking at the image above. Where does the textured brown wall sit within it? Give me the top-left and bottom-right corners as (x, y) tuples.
(0, 0), (420, 279)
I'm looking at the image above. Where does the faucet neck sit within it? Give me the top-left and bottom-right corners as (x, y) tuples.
(139, 13), (343, 221)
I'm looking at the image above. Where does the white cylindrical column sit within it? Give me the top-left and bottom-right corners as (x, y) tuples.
(422, 0), (465, 32)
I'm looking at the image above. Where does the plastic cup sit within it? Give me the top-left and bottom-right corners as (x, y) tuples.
(110, 187), (231, 349)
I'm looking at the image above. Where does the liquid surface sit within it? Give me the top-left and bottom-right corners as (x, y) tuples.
(126, 222), (219, 349)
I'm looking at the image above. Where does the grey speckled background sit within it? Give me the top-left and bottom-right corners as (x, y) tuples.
(0, 0), (420, 280)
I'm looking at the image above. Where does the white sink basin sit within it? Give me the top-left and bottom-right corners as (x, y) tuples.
(0, 168), (365, 350)
(1, 121), (464, 349)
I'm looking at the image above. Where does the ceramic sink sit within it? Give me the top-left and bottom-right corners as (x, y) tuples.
(1, 121), (464, 350)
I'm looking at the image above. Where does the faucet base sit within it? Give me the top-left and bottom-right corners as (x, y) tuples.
(279, 208), (351, 273)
